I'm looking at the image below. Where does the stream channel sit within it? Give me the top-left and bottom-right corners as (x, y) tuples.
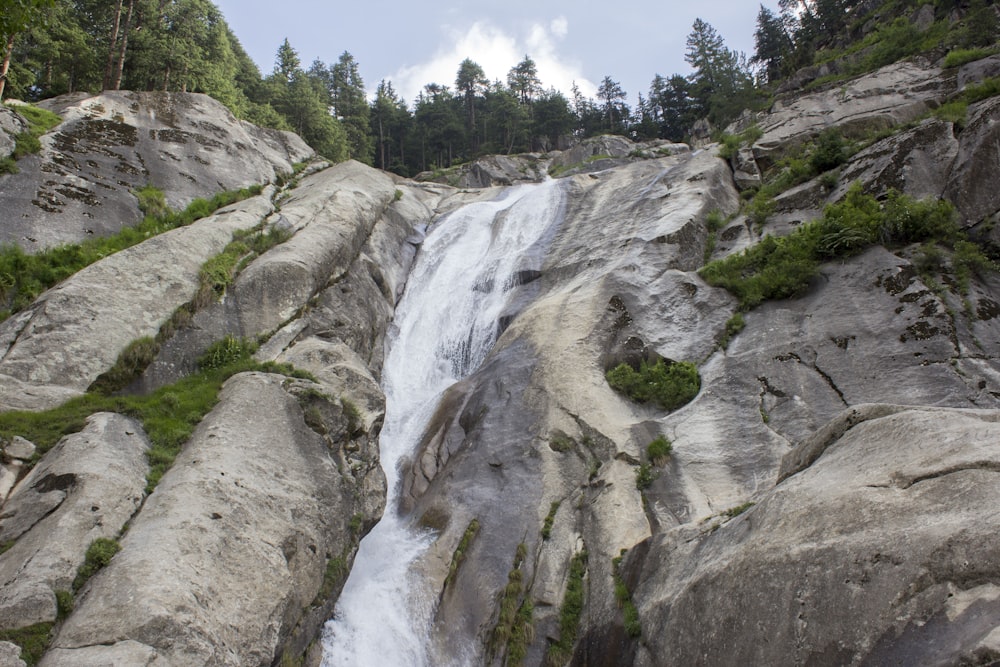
(321, 177), (566, 666)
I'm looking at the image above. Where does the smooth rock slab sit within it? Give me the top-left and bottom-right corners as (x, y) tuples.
(0, 192), (273, 413)
(44, 372), (384, 666)
(0, 414), (149, 630)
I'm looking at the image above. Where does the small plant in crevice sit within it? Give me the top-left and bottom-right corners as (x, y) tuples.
(445, 518), (481, 589)
(490, 542), (534, 663)
(719, 312), (746, 349)
(197, 335), (258, 370)
(341, 397), (362, 435)
(541, 502), (560, 540)
(88, 336), (160, 395)
(635, 463), (658, 490)
(612, 552), (641, 639)
(724, 501), (755, 518)
(544, 549), (588, 667)
(72, 537), (120, 592)
(0, 622), (54, 666)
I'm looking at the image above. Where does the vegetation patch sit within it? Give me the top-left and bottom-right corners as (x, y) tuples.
(545, 550), (588, 667)
(719, 312), (746, 349)
(72, 537), (120, 592)
(490, 542), (534, 664)
(541, 502), (560, 540)
(646, 436), (673, 465)
(0, 622), (53, 666)
(635, 463), (658, 490)
(612, 552), (641, 638)
(701, 184), (988, 310)
(606, 358), (700, 411)
(0, 184), (263, 322)
(445, 518), (481, 589)
(724, 501), (755, 518)
(943, 47), (998, 68)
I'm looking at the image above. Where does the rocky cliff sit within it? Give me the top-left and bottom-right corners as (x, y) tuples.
(0, 51), (998, 667)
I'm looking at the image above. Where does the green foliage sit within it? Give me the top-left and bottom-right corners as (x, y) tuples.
(934, 100), (969, 129)
(646, 436), (673, 465)
(89, 336), (159, 395)
(541, 502), (560, 540)
(720, 312), (746, 348)
(54, 589), (73, 620)
(962, 77), (1000, 105)
(612, 554), (641, 638)
(0, 622), (53, 666)
(445, 518), (481, 588)
(701, 184), (981, 310)
(491, 542), (533, 663)
(606, 359), (701, 411)
(315, 555), (347, 604)
(635, 463), (658, 490)
(943, 47), (997, 68)
(545, 550), (587, 667)
(0, 184), (262, 323)
(197, 335), (257, 370)
(724, 501), (755, 518)
(72, 537), (120, 592)
(809, 128), (848, 174)
(135, 185), (169, 220)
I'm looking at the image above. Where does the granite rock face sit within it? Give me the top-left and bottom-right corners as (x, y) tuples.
(0, 91), (312, 250)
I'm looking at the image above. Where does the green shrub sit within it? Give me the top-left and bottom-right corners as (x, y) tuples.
(0, 622), (53, 666)
(635, 463), (658, 490)
(746, 192), (776, 230)
(0, 184), (263, 324)
(72, 537), (120, 592)
(809, 128), (848, 173)
(606, 359), (700, 411)
(943, 47), (996, 68)
(135, 185), (169, 219)
(962, 77), (1000, 105)
(55, 590), (73, 620)
(724, 501), (755, 518)
(646, 436), (673, 465)
(933, 100), (968, 129)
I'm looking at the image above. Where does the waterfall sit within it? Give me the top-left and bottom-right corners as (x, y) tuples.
(321, 178), (566, 666)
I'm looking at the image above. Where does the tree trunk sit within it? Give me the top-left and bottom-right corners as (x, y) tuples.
(103, 0), (124, 90)
(0, 34), (15, 101)
(112, 0), (135, 91)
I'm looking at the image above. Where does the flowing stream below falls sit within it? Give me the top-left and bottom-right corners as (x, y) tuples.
(321, 178), (567, 666)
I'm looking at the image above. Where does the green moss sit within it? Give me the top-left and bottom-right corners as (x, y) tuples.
(490, 542), (533, 663)
(606, 359), (700, 411)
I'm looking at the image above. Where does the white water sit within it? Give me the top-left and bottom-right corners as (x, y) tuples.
(321, 178), (566, 666)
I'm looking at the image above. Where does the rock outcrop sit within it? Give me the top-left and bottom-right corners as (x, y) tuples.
(0, 91), (312, 250)
(0, 46), (999, 666)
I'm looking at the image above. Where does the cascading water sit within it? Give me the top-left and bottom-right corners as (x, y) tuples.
(321, 178), (566, 666)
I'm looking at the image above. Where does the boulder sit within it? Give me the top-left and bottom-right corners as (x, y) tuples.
(0, 91), (312, 249)
(0, 414), (149, 630)
(618, 406), (1000, 667)
(0, 107), (27, 160)
(43, 372), (385, 666)
(0, 192), (274, 413)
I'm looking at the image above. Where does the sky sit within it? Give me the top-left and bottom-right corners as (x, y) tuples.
(212, 1), (779, 107)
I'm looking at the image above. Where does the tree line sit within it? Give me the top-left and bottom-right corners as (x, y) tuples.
(2, 0), (995, 176)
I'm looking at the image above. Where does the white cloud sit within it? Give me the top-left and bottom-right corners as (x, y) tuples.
(387, 17), (595, 105)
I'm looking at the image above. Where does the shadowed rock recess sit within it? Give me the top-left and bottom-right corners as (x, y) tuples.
(0, 45), (998, 667)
